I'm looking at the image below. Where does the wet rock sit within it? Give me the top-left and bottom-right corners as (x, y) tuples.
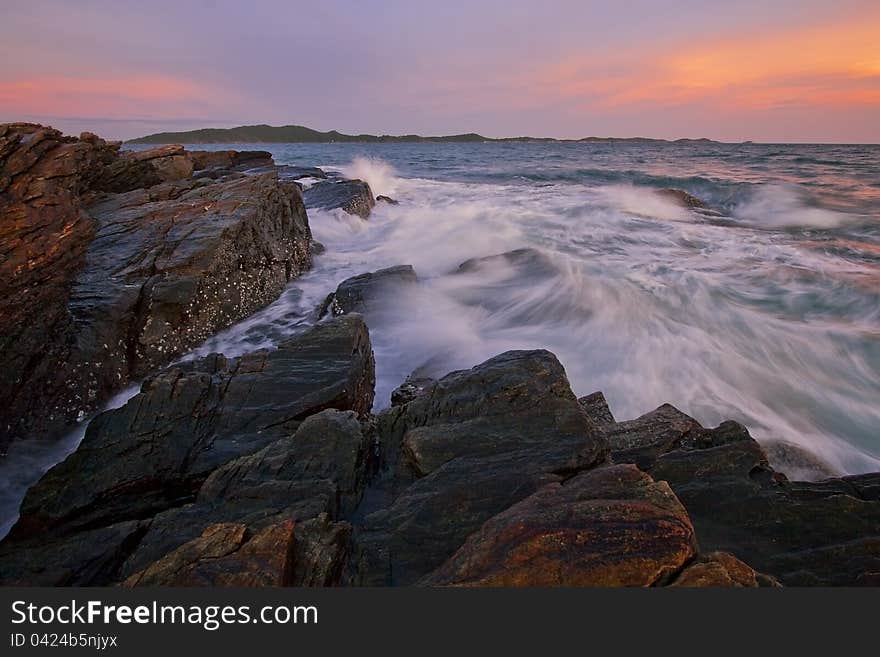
(351, 350), (608, 585)
(303, 179), (375, 218)
(456, 247), (554, 276)
(657, 188), (708, 209)
(421, 464), (697, 587)
(376, 195), (399, 205)
(319, 265), (418, 317)
(0, 124), (314, 449)
(763, 440), (839, 480)
(6, 314), (375, 541)
(0, 123), (119, 450)
(602, 404), (704, 470)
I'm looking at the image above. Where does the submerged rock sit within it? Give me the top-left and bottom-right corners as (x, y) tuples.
(376, 195), (399, 205)
(303, 179), (375, 218)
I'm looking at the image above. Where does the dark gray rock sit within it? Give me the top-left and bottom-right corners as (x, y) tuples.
(350, 349), (608, 585)
(5, 314), (375, 543)
(303, 179), (375, 218)
(578, 391), (616, 427)
(319, 265), (418, 317)
(376, 195), (399, 205)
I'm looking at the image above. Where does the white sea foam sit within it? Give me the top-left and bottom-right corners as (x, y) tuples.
(340, 156), (400, 197)
(733, 184), (855, 229)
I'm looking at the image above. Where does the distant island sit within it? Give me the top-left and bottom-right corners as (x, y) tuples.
(127, 123), (720, 145)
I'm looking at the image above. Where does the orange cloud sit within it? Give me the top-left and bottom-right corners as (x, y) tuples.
(0, 75), (227, 119)
(523, 10), (880, 114)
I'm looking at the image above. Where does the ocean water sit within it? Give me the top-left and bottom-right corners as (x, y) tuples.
(1, 140), (879, 537)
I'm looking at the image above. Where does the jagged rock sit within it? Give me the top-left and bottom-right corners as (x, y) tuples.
(351, 350), (608, 585)
(5, 315), (375, 543)
(0, 124), (120, 450)
(578, 391), (616, 427)
(421, 464), (697, 587)
(390, 375), (435, 407)
(603, 404), (880, 586)
(0, 124), (314, 449)
(376, 195), (399, 205)
(319, 265), (418, 317)
(122, 521), (296, 587)
(118, 409), (368, 582)
(303, 179), (375, 218)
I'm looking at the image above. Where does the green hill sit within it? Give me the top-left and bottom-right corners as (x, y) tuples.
(128, 124), (491, 144)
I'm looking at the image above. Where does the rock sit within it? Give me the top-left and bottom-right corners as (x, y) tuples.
(670, 552), (776, 587)
(118, 409), (368, 581)
(390, 375), (435, 407)
(0, 124), (118, 450)
(277, 165), (327, 181)
(376, 195), (399, 205)
(6, 314), (375, 542)
(601, 403), (704, 470)
(190, 150), (274, 172)
(657, 188), (708, 209)
(456, 247), (554, 276)
(602, 403), (880, 586)
(421, 464), (697, 587)
(122, 521), (296, 587)
(763, 440), (839, 480)
(0, 124), (314, 449)
(319, 265), (418, 317)
(578, 391), (616, 427)
(351, 350), (608, 585)
(303, 179), (375, 218)
(0, 520), (147, 586)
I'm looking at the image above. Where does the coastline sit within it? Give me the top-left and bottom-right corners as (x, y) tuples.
(1, 123), (879, 587)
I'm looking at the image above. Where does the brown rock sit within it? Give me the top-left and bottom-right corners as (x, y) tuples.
(122, 521), (296, 587)
(670, 552), (776, 587)
(422, 464), (697, 587)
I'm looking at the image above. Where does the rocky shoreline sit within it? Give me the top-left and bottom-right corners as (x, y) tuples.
(1, 124), (878, 587)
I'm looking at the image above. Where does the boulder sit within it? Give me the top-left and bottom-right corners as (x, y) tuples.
(376, 195), (399, 205)
(421, 464), (697, 587)
(351, 350), (608, 585)
(5, 314), (375, 542)
(578, 391), (616, 427)
(602, 402), (880, 586)
(319, 265), (418, 317)
(390, 375), (435, 407)
(303, 179), (375, 218)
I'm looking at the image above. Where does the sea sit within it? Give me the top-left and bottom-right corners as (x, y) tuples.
(1, 140), (878, 537)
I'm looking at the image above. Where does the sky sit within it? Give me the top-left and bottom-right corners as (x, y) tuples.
(1, 0), (878, 142)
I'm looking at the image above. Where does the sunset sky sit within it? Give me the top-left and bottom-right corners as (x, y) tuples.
(1, 0), (878, 142)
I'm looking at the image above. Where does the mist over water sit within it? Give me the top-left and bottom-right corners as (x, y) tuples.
(2, 140), (879, 538)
